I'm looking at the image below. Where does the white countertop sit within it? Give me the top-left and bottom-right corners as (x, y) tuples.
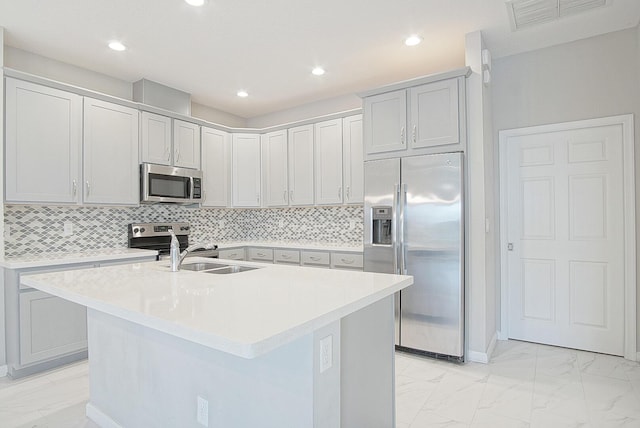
(22, 258), (411, 359)
(0, 248), (159, 270)
(216, 241), (363, 252)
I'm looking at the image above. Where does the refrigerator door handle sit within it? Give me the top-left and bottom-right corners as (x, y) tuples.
(400, 183), (408, 275)
(393, 184), (400, 274)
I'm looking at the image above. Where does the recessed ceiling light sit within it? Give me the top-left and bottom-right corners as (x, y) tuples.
(108, 41), (126, 51)
(185, 0), (207, 6)
(312, 67), (326, 76)
(404, 35), (422, 47)
(237, 90), (248, 98)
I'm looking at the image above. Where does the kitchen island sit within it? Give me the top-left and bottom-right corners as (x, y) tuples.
(21, 258), (412, 428)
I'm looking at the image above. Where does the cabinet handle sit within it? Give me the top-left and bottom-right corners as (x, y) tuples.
(175, 150), (180, 162)
(412, 125), (416, 143)
(341, 258), (354, 264)
(290, 190), (294, 202)
(72, 180), (77, 196)
(310, 256), (321, 261)
(400, 127), (405, 144)
(256, 193), (260, 203)
(281, 254), (291, 259)
(165, 148), (170, 161)
(257, 252), (266, 257)
(338, 187), (342, 199)
(346, 186), (350, 200)
(203, 190), (207, 202)
(86, 181), (90, 196)
(284, 190), (288, 202)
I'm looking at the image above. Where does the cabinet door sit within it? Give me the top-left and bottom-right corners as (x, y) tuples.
(83, 98), (139, 205)
(314, 119), (343, 205)
(201, 127), (231, 207)
(287, 125), (315, 206)
(5, 78), (81, 203)
(363, 90), (407, 156)
(141, 112), (172, 165)
(19, 290), (87, 365)
(174, 119), (201, 169)
(342, 115), (364, 204)
(232, 134), (261, 207)
(409, 79), (460, 149)
(262, 130), (289, 207)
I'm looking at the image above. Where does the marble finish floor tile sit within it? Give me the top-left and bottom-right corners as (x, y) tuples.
(1, 340), (639, 427)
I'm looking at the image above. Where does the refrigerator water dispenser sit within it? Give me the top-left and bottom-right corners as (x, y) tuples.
(372, 206), (392, 245)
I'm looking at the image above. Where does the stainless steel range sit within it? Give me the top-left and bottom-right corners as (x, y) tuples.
(127, 222), (218, 259)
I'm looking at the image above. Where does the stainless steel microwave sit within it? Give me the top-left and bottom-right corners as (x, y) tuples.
(140, 163), (202, 204)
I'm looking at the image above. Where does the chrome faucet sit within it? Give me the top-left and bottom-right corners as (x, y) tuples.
(168, 229), (217, 272)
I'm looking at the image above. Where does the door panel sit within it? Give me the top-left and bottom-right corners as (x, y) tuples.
(506, 124), (625, 355)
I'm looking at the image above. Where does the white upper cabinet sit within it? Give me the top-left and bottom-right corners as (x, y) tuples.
(262, 130), (289, 207)
(140, 112), (172, 166)
(83, 98), (139, 205)
(362, 74), (466, 160)
(409, 79), (460, 149)
(173, 119), (201, 169)
(5, 78), (82, 203)
(141, 112), (201, 169)
(342, 115), (364, 204)
(287, 125), (315, 206)
(232, 133), (261, 207)
(363, 90), (407, 156)
(314, 119), (343, 205)
(201, 127), (231, 207)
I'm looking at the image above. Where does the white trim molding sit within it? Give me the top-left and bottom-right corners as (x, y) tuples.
(86, 403), (123, 428)
(498, 114), (636, 361)
(467, 332), (498, 364)
(0, 365), (7, 378)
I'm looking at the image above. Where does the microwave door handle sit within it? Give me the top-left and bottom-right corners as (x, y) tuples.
(189, 177), (195, 201)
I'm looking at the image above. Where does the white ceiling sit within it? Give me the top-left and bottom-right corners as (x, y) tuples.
(1, 0), (639, 118)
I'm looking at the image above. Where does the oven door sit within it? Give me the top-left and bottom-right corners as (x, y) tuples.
(140, 163), (202, 204)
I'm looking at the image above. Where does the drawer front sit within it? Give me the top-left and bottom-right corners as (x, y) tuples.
(218, 248), (246, 260)
(301, 251), (330, 266)
(331, 252), (364, 269)
(248, 247), (274, 262)
(274, 249), (300, 264)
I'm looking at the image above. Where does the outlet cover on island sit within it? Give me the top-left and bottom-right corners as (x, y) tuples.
(320, 335), (333, 373)
(197, 396), (208, 427)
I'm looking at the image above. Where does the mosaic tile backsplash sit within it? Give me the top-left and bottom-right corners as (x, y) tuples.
(4, 204), (364, 257)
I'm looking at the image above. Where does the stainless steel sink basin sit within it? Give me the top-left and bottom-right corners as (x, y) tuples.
(204, 266), (260, 274)
(181, 262), (230, 271)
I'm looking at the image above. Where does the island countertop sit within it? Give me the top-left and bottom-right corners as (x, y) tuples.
(21, 258), (412, 359)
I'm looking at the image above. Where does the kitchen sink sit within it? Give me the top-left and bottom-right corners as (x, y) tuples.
(181, 262), (230, 271)
(204, 266), (260, 274)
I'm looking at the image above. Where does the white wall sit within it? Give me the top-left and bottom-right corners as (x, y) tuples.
(191, 102), (246, 128)
(465, 32), (497, 362)
(491, 27), (640, 352)
(245, 94), (362, 129)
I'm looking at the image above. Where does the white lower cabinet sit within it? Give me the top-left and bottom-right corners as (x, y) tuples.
(19, 290), (87, 366)
(301, 251), (331, 268)
(274, 249), (300, 265)
(248, 247), (274, 262)
(218, 248), (246, 261)
(330, 252), (364, 270)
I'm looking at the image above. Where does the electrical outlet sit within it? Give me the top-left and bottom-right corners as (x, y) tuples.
(319, 335), (333, 373)
(63, 221), (73, 236)
(197, 396), (209, 427)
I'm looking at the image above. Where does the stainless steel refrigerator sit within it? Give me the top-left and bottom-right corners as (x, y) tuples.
(364, 153), (464, 360)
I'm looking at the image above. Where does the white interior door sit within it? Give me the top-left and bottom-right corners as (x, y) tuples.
(504, 122), (628, 356)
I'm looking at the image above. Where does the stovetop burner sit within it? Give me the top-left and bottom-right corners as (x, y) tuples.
(127, 222), (218, 259)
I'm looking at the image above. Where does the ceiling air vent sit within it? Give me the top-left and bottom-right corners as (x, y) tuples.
(506, 0), (609, 31)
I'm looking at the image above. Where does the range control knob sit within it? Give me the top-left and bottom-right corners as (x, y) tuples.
(140, 228), (146, 233)
(133, 228), (139, 234)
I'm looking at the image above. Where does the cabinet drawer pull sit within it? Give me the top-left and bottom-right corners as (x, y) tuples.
(310, 256), (321, 261)
(341, 258), (354, 264)
(281, 254), (291, 259)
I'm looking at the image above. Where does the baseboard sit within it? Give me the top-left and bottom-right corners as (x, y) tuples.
(0, 365), (7, 378)
(466, 332), (498, 364)
(86, 403), (123, 428)
(497, 330), (508, 341)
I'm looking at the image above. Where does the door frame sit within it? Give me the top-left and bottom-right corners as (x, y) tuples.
(498, 114), (636, 361)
